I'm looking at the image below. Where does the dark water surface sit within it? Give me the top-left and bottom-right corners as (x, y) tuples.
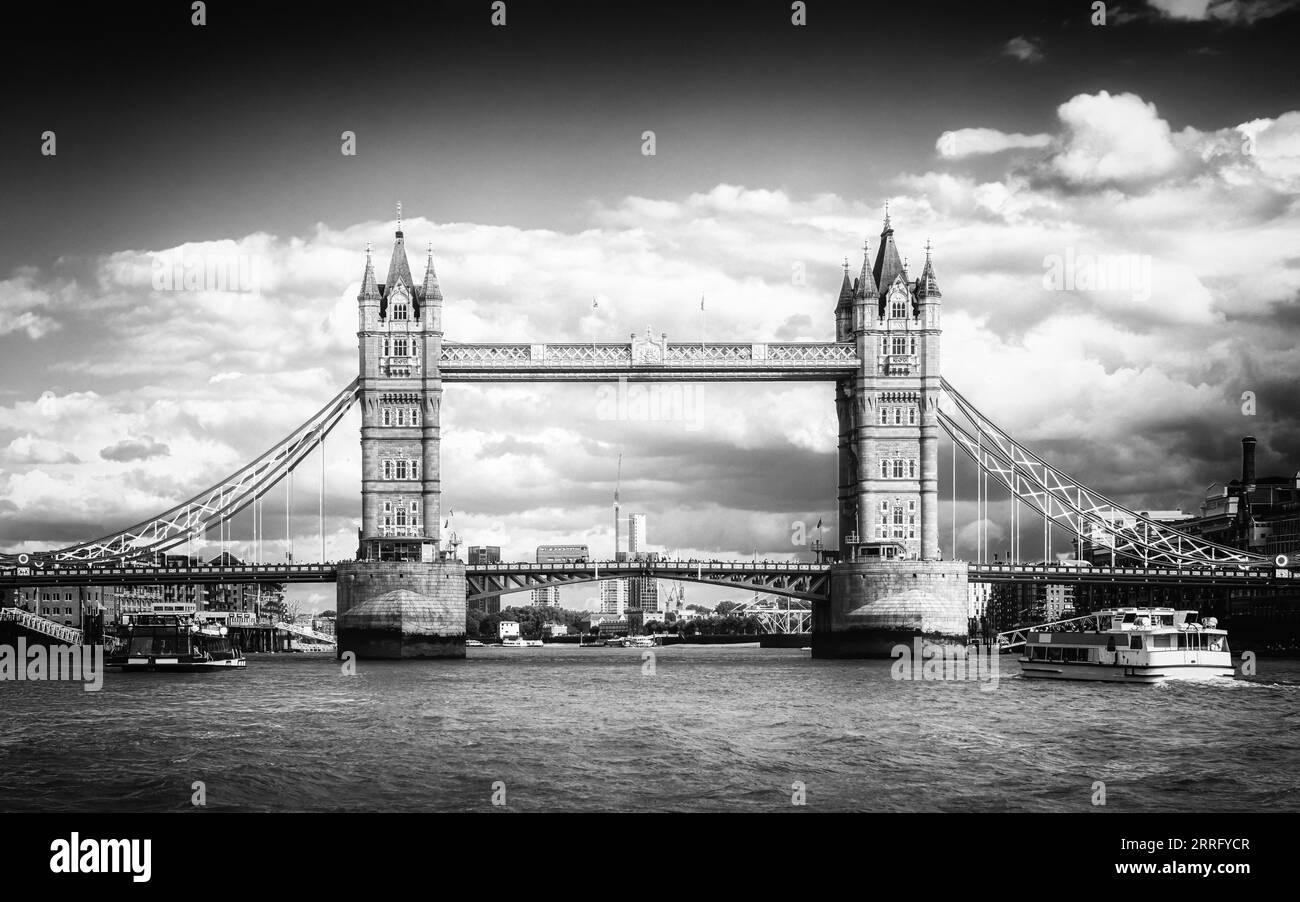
(2, 646), (1297, 812)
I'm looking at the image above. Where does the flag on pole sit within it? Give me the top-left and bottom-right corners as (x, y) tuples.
(592, 296), (598, 309)
(816, 518), (823, 529)
(700, 292), (705, 311)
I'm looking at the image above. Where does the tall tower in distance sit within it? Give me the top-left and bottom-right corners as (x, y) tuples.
(356, 204), (445, 562)
(836, 209), (942, 561)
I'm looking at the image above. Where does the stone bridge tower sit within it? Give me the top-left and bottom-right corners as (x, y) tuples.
(820, 210), (967, 657)
(836, 210), (942, 561)
(357, 212), (444, 562)
(337, 208), (466, 660)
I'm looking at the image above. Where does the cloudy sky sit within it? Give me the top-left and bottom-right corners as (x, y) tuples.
(1, 0), (1298, 610)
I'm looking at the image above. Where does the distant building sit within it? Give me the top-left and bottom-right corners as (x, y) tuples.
(543, 622), (569, 638)
(498, 621), (520, 640)
(1079, 508), (1194, 565)
(531, 585), (561, 607)
(600, 579), (626, 614)
(628, 514), (647, 555)
(467, 546), (501, 565)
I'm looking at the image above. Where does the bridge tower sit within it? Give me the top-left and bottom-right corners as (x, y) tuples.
(356, 221), (443, 562)
(818, 211), (968, 657)
(336, 209), (466, 660)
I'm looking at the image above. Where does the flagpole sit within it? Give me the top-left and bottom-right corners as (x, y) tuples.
(700, 291), (705, 350)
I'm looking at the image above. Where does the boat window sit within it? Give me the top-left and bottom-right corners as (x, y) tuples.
(1123, 612), (1137, 623)
(1177, 633), (1188, 649)
(1129, 636), (1144, 650)
(1151, 634), (1173, 648)
(1106, 636), (1117, 652)
(1047, 647), (1062, 662)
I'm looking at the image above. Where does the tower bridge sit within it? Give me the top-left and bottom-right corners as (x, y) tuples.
(0, 206), (1277, 658)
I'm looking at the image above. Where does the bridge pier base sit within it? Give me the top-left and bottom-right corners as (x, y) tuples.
(335, 561), (466, 660)
(812, 561), (969, 658)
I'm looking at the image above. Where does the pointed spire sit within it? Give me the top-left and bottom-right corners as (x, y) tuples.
(396, 201), (403, 236)
(359, 241), (379, 300)
(385, 219), (414, 291)
(872, 206), (905, 299)
(422, 241), (442, 303)
(837, 257), (854, 307)
(854, 237), (877, 299)
(917, 239), (942, 300)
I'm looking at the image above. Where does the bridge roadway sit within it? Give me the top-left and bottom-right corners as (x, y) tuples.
(0, 560), (1291, 600)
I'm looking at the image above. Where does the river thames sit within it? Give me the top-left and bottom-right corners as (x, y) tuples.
(1, 646), (1297, 813)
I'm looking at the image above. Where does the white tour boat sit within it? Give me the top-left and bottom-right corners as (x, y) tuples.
(1016, 607), (1233, 684)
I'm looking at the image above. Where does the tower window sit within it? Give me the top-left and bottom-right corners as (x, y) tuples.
(880, 460), (889, 479)
(383, 501), (392, 513)
(893, 460), (905, 479)
(383, 460), (393, 479)
(392, 303), (409, 321)
(382, 408), (391, 427)
(878, 407), (888, 426)
(411, 407), (421, 426)
(893, 408), (903, 426)
(396, 460), (408, 480)
(393, 338), (409, 357)
(396, 408), (406, 427)
(908, 407), (917, 426)
(382, 338), (391, 357)
(891, 299), (907, 318)
(411, 460), (420, 480)
(908, 460), (917, 479)
(910, 337), (917, 355)
(396, 508), (407, 527)
(892, 336), (907, 355)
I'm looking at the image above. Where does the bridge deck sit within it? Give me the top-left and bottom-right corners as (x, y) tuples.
(0, 561), (1287, 591)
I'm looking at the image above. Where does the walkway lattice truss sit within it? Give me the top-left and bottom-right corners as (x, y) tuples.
(466, 562), (832, 603)
(2, 380), (360, 565)
(937, 379), (1267, 568)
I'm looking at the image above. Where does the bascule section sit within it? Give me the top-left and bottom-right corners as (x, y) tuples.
(337, 211), (467, 661)
(820, 212), (969, 658)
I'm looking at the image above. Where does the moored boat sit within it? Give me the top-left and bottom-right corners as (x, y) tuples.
(1018, 607), (1233, 684)
(108, 613), (246, 672)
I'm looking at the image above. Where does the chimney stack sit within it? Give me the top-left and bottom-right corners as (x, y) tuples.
(1242, 436), (1257, 490)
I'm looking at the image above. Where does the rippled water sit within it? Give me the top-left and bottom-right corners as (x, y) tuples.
(1, 646), (1297, 812)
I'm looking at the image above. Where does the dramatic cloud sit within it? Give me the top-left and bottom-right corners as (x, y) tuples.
(1049, 91), (1181, 186)
(99, 436), (171, 462)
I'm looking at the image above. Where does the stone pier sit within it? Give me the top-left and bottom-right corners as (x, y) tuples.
(812, 560), (969, 658)
(335, 560), (466, 660)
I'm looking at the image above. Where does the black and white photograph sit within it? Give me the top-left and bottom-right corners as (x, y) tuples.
(1, 0), (1297, 882)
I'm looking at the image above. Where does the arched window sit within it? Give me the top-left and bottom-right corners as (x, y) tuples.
(392, 303), (409, 321)
(892, 336), (907, 355)
(396, 408), (405, 427)
(893, 460), (905, 479)
(893, 408), (903, 426)
(411, 460), (420, 480)
(910, 337), (917, 356)
(891, 299), (907, 318)
(393, 338), (409, 357)
(908, 516), (916, 539)
(382, 338), (391, 357)
(382, 409), (391, 427)
(396, 460), (408, 480)
(908, 460), (917, 478)
(411, 408), (421, 426)
(908, 407), (916, 426)
(383, 501), (392, 513)
(878, 406), (888, 425)
(880, 460), (889, 478)
(396, 508), (407, 527)
(383, 460), (393, 479)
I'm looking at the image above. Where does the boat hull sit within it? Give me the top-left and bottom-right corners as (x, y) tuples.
(111, 657), (246, 672)
(1019, 661), (1234, 684)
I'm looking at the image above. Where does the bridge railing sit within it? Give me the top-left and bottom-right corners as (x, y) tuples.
(0, 607), (84, 644)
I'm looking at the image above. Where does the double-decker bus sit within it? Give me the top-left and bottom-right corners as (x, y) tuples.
(536, 544), (590, 564)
